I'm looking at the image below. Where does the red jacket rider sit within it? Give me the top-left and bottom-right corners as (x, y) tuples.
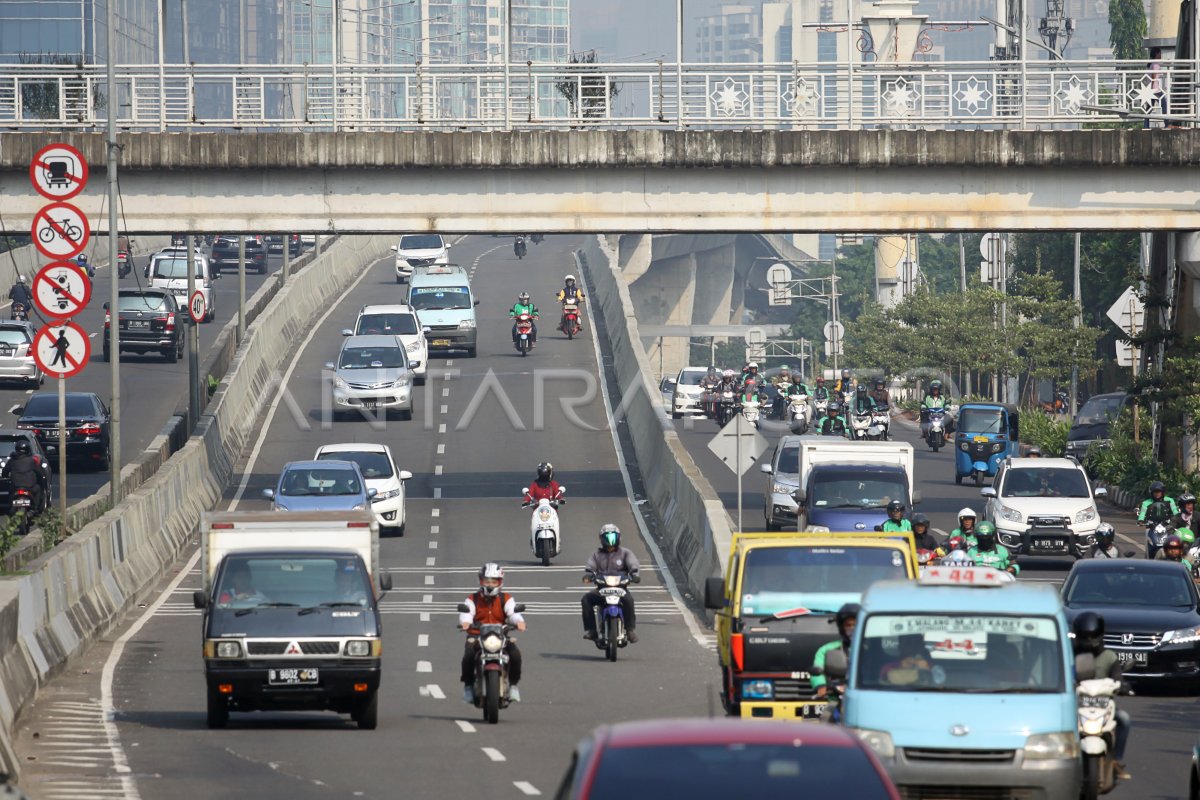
(524, 461), (564, 503)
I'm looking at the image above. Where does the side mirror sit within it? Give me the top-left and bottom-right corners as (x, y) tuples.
(1123, 549), (1136, 558)
(399, 470), (413, 481)
(367, 488), (378, 498)
(422, 326), (432, 334)
(10, 407), (21, 416)
(261, 488), (275, 500)
(558, 485), (567, 495)
(981, 487), (997, 499)
(1074, 652), (1096, 682)
(473, 299), (480, 306)
(341, 328), (353, 337)
(1094, 487), (1108, 499)
(911, 490), (922, 505)
(513, 603), (526, 613)
(760, 463), (773, 474)
(792, 488), (806, 504)
(192, 590), (208, 609)
(457, 603), (471, 613)
(379, 573), (393, 592)
(446, 242), (452, 248)
(409, 360), (421, 369)
(704, 577), (726, 610)
(102, 301), (110, 310)
(390, 245), (398, 252)
(324, 362), (336, 371)
(823, 648), (849, 681)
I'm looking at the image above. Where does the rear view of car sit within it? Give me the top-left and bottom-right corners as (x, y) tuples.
(104, 290), (185, 362)
(0, 322), (42, 387)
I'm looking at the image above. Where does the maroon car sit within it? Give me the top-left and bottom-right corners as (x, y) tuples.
(552, 717), (900, 800)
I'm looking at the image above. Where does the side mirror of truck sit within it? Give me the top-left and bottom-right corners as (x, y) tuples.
(193, 590), (208, 609)
(704, 577), (726, 610)
(911, 490), (922, 505)
(823, 648), (848, 681)
(1074, 652), (1096, 681)
(792, 488), (806, 505)
(760, 463), (773, 474)
(379, 573), (393, 592)
(457, 603), (471, 613)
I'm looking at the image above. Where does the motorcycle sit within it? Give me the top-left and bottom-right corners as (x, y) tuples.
(514, 237), (527, 260)
(850, 410), (871, 440)
(788, 395), (810, 434)
(521, 490), (564, 567)
(456, 603), (525, 724)
(813, 396), (829, 422)
(10, 303), (28, 322)
(715, 389), (737, 427)
(588, 573), (634, 662)
(530, 233), (544, 244)
(926, 407), (947, 451)
(1143, 501), (1174, 559)
(513, 312), (536, 356)
(740, 398), (761, 428)
(10, 487), (33, 537)
(116, 251), (132, 278)
(1077, 675), (1125, 800)
(559, 301), (581, 339)
(869, 404), (890, 440)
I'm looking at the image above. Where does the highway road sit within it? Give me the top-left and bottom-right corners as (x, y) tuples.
(0, 245), (285, 503)
(13, 236), (714, 800)
(674, 410), (1197, 799)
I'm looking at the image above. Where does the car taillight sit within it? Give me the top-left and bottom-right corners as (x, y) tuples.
(79, 424), (101, 436)
(162, 314), (175, 332)
(104, 312), (110, 328)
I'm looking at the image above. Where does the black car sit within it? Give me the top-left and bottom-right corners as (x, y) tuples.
(210, 236), (268, 275)
(15, 392), (111, 470)
(1063, 558), (1200, 688)
(104, 289), (186, 362)
(0, 430), (51, 514)
(1065, 392), (1131, 463)
(263, 235), (300, 256)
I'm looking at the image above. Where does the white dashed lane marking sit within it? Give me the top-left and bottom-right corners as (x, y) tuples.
(514, 782), (542, 796)
(417, 634), (429, 647)
(416, 661), (432, 673)
(482, 747), (506, 762)
(419, 684), (446, 699)
(455, 719), (476, 733)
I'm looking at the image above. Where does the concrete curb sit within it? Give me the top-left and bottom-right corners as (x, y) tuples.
(0, 235), (393, 782)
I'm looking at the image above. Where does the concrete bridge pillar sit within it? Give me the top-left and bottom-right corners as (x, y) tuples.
(630, 249), (697, 380)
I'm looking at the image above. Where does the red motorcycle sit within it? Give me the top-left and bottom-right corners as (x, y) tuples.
(513, 312), (536, 356)
(116, 251), (132, 278)
(559, 301), (581, 339)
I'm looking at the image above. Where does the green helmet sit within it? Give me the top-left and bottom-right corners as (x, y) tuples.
(975, 521), (998, 550)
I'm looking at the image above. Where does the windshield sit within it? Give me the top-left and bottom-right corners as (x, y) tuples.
(678, 371), (706, 386)
(0, 329), (29, 346)
(356, 313), (419, 336)
(409, 287), (471, 311)
(1065, 568), (1195, 608)
(958, 408), (1006, 434)
(317, 450), (393, 479)
(810, 473), (907, 510)
(279, 467), (363, 496)
(776, 447), (799, 474)
(588, 741), (890, 798)
(151, 257), (203, 279)
(118, 294), (168, 312)
(856, 614), (1065, 693)
(213, 555), (371, 610)
(399, 235), (444, 250)
(1075, 395), (1125, 425)
(25, 395), (95, 416)
(338, 346), (407, 370)
(1002, 467), (1090, 498)
(740, 546), (908, 617)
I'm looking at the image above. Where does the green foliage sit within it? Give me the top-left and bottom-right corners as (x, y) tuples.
(556, 50), (620, 118)
(1019, 410), (1070, 456)
(38, 508), (67, 550)
(1083, 411), (1200, 496)
(1132, 334), (1200, 436)
(1108, 0), (1148, 61)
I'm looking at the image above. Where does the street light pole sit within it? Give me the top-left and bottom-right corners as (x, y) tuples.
(676, 0), (683, 130)
(156, 0), (166, 131)
(1070, 231), (1081, 416)
(503, 0), (511, 131)
(106, 0), (122, 508)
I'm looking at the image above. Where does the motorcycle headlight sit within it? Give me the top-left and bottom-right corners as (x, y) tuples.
(216, 641), (242, 658)
(1024, 732), (1079, 761)
(481, 633), (504, 653)
(853, 729), (895, 759)
(345, 639), (371, 657)
(1162, 625), (1200, 645)
(772, 483), (794, 496)
(741, 679), (774, 700)
(458, 319), (476, 330)
(1075, 506), (1097, 523)
(998, 504), (1023, 523)
(371, 488), (400, 502)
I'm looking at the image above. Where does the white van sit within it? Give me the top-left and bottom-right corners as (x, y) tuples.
(345, 303), (429, 384)
(391, 234), (450, 282)
(148, 252), (216, 322)
(405, 265), (477, 357)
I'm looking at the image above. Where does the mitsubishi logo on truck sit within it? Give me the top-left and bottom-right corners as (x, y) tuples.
(285, 641), (302, 655)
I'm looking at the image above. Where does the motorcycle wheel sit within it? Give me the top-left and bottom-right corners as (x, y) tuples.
(974, 472), (984, 488)
(1081, 755), (1100, 800)
(483, 672), (500, 724)
(566, 325), (574, 340)
(606, 617), (620, 662)
(541, 542), (551, 567)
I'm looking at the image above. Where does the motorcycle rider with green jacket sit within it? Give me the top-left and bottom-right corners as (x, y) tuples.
(967, 521), (1019, 575)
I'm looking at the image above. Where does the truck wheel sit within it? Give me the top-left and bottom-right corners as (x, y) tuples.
(483, 672), (500, 724)
(206, 694), (229, 729)
(356, 692), (378, 730)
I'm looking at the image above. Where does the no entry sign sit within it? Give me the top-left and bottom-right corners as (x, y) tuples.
(29, 143), (88, 201)
(32, 201), (90, 261)
(33, 321), (90, 380)
(32, 262), (92, 319)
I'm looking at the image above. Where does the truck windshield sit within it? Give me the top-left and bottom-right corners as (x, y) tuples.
(213, 555), (371, 609)
(957, 408), (1006, 434)
(810, 473), (906, 509)
(856, 614), (1064, 693)
(740, 546), (907, 617)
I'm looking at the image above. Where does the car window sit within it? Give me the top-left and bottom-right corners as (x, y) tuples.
(0, 329), (30, 346)
(151, 258), (204, 279)
(25, 395), (96, 416)
(318, 450), (393, 479)
(0, 437), (30, 458)
(1001, 467), (1090, 498)
(280, 468), (362, 496)
(677, 371), (705, 386)
(399, 235), (444, 250)
(1065, 569), (1195, 608)
(338, 346), (407, 369)
(118, 294), (168, 312)
(776, 446), (799, 474)
(409, 287), (471, 311)
(356, 313), (419, 336)
(1075, 395), (1125, 425)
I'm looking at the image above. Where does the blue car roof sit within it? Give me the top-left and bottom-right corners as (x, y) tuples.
(862, 579), (1063, 615)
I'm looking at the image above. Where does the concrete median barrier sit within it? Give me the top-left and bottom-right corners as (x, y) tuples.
(0, 235), (393, 782)
(579, 235), (731, 602)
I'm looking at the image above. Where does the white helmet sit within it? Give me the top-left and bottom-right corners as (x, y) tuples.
(958, 507), (977, 522)
(478, 562), (504, 596)
(723, 369), (735, 379)
(565, 274), (576, 283)
(748, 362), (759, 369)
(17, 275), (26, 283)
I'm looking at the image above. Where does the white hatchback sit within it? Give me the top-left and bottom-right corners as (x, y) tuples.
(315, 443), (412, 535)
(345, 304), (428, 384)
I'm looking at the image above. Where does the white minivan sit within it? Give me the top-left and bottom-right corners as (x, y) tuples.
(148, 252), (216, 322)
(344, 303), (429, 385)
(391, 234), (450, 282)
(405, 265), (477, 357)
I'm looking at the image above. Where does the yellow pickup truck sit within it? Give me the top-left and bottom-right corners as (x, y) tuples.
(704, 532), (918, 720)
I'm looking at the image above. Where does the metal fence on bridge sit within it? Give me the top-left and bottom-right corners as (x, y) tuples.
(0, 59), (1195, 132)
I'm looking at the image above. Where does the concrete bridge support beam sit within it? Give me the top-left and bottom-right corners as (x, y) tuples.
(631, 250), (697, 381)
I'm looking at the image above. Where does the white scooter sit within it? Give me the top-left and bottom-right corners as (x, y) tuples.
(850, 410), (872, 440)
(740, 398), (761, 429)
(521, 487), (564, 566)
(813, 396), (829, 423)
(869, 404), (890, 440)
(1077, 675), (1124, 799)
(788, 394), (811, 434)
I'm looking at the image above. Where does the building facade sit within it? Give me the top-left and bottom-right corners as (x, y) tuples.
(696, 4), (763, 62)
(0, 0), (157, 64)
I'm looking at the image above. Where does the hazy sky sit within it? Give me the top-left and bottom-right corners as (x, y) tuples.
(571, 0), (726, 62)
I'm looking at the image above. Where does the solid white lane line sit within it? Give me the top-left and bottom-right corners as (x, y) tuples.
(437, 443), (446, 455)
(434, 487), (442, 499)
(435, 464), (443, 475)
(418, 634), (429, 647)
(425, 575), (435, 585)
(513, 782), (541, 796)
(417, 661), (432, 673)
(482, 747), (506, 762)
(426, 556), (436, 566)
(455, 719), (476, 733)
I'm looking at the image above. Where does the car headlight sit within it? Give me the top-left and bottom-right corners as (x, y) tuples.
(1024, 732), (1079, 761)
(352, 503), (367, 511)
(997, 504), (1023, 523)
(741, 679), (774, 700)
(1162, 625), (1200, 645)
(853, 729), (895, 759)
(332, 375), (348, 389)
(372, 488), (400, 502)
(397, 374), (411, 386)
(1075, 506), (1097, 523)
(481, 633), (504, 653)
(772, 483), (795, 496)
(345, 640), (371, 657)
(458, 319), (476, 330)
(216, 640), (242, 658)
(406, 341), (422, 353)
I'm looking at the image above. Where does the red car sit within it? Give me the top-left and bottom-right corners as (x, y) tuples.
(552, 717), (900, 799)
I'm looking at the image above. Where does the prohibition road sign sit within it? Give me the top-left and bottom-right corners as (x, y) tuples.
(32, 201), (90, 261)
(33, 321), (90, 380)
(189, 290), (206, 323)
(29, 143), (88, 201)
(32, 262), (92, 319)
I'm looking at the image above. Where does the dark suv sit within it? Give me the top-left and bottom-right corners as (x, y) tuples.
(15, 392), (112, 471)
(210, 236), (268, 274)
(263, 235), (301, 256)
(103, 289), (186, 362)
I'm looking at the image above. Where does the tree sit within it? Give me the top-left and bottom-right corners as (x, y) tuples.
(1108, 0), (1148, 61)
(556, 50), (620, 119)
(16, 52), (99, 121)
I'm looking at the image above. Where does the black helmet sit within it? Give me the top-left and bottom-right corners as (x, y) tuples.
(975, 521), (998, 551)
(1180, 492), (1197, 508)
(1150, 480), (1166, 496)
(834, 602), (861, 645)
(1095, 523), (1115, 547)
(1164, 534), (1185, 560)
(874, 378), (884, 388)
(599, 524), (620, 551)
(536, 462), (554, 482)
(856, 384), (867, 395)
(911, 512), (930, 533)
(1072, 611), (1105, 655)
(886, 499), (905, 519)
(14, 440), (30, 456)
(828, 401), (841, 414)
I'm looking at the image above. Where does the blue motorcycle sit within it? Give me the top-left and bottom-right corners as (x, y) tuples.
(589, 573), (633, 662)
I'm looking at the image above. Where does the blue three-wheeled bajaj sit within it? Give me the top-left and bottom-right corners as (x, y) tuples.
(954, 403), (1020, 486)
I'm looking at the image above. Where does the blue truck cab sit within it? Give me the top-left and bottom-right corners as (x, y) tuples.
(842, 566), (1081, 799)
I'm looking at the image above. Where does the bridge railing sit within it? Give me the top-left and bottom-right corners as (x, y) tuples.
(0, 59), (1195, 131)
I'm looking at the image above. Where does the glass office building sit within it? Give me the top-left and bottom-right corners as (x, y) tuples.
(0, 0), (157, 64)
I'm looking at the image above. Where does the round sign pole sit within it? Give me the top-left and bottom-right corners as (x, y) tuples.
(33, 322), (91, 522)
(58, 377), (66, 523)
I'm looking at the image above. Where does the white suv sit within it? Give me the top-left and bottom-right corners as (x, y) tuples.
(344, 304), (428, 384)
(314, 443), (412, 535)
(981, 456), (1108, 559)
(391, 234), (450, 283)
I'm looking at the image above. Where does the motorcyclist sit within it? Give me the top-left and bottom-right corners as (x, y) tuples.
(508, 291), (539, 348)
(523, 462), (564, 505)
(1160, 534), (1195, 572)
(513, 236), (527, 258)
(582, 524), (640, 643)
(850, 384), (877, 415)
(818, 401), (848, 437)
(967, 521), (1019, 575)
(8, 275), (32, 318)
(812, 602), (859, 700)
(1174, 492), (1198, 537)
(1, 440), (44, 517)
(1137, 481), (1178, 533)
(1087, 523), (1121, 559)
(784, 372), (810, 398)
(910, 513), (944, 555)
(1072, 612), (1132, 780)
(920, 380), (949, 439)
(770, 366), (793, 417)
(812, 376), (831, 402)
(833, 368), (853, 401)
(459, 563), (526, 703)
(869, 378), (890, 407)
(740, 361), (761, 385)
(555, 275), (585, 305)
(699, 366), (722, 416)
(951, 507), (979, 548)
(739, 378), (762, 405)
(74, 253), (94, 277)
(877, 500), (912, 533)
